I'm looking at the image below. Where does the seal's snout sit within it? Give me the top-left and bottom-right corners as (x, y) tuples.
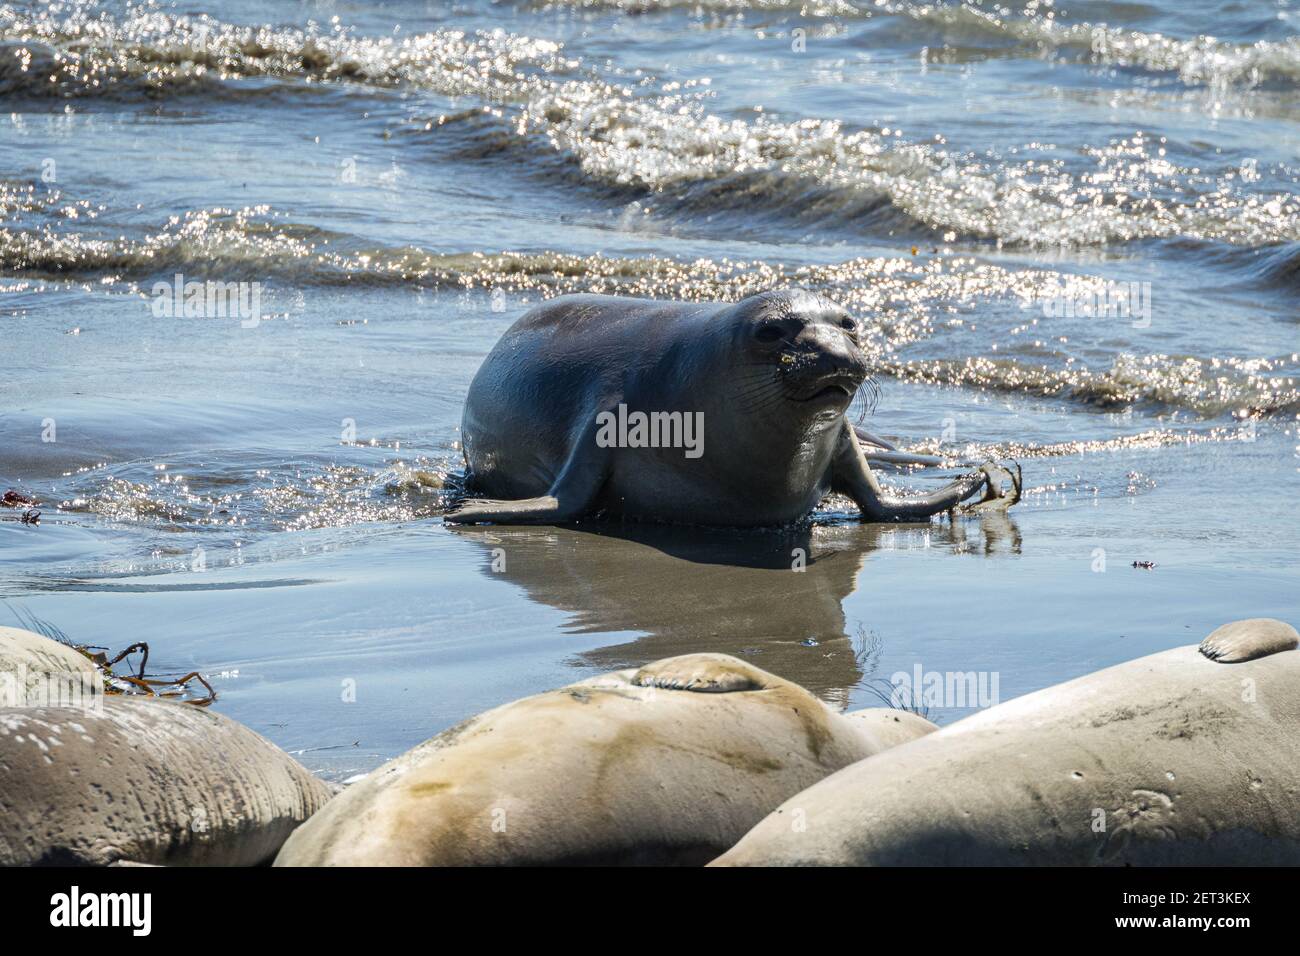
(738, 290), (868, 407)
(785, 320), (868, 404)
(801, 322), (868, 373)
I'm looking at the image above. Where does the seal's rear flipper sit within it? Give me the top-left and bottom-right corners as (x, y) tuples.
(447, 417), (610, 525)
(863, 449), (946, 468)
(445, 495), (573, 525)
(1199, 618), (1299, 663)
(632, 654), (768, 693)
(851, 425), (943, 468)
(852, 425), (897, 451)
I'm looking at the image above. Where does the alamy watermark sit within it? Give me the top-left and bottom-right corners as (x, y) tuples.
(50, 886), (151, 936)
(151, 273), (264, 328)
(889, 663), (1000, 710)
(1040, 280), (1151, 328)
(0, 662), (104, 712)
(595, 404), (704, 459)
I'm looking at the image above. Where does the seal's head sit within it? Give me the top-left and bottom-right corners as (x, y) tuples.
(726, 289), (869, 421)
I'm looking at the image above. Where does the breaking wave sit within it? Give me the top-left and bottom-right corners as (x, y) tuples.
(4, 5), (1297, 248)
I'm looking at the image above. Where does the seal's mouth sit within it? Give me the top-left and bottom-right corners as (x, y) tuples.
(793, 375), (860, 404)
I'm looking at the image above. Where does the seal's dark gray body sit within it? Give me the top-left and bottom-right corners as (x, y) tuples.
(452, 290), (1013, 526)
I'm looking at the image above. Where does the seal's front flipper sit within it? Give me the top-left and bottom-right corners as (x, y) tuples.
(832, 423), (986, 521)
(960, 462), (1022, 513)
(1199, 618), (1299, 663)
(632, 654), (769, 693)
(445, 470), (601, 524)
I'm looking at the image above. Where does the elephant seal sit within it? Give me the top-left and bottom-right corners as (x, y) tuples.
(447, 290), (1018, 526)
(1, 697), (333, 867)
(275, 653), (936, 866)
(0, 694), (333, 866)
(713, 618), (1300, 866)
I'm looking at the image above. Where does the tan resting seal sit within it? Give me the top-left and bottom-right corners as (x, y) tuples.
(0, 627), (333, 866)
(1, 696), (334, 866)
(275, 653), (936, 866)
(713, 618), (1300, 866)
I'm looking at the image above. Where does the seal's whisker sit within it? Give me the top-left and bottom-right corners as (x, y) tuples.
(733, 385), (786, 407)
(737, 389), (791, 413)
(849, 375), (882, 423)
(731, 374), (783, 394)
(733, 378), (782, 397)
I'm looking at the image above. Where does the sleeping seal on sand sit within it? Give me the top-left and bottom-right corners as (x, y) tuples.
(0, 697), (333, 866)
(274, 654), (936, 866)
(0, 626), (332, 866)
(447, 290), (1019, 526)
(712, 618), (1300, 866)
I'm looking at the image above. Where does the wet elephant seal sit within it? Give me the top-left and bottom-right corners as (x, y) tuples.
(0, 696), (333, 866)
(275, 654), (936, 866)
(447, 290), (1018, 526)
(713, 618), (1300, 866)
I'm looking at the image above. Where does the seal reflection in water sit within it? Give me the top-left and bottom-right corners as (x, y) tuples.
(450, 519), (1019, 703)
(448, 289), (1019, 526)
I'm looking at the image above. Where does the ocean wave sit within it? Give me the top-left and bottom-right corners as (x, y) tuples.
(4, 198), (1293, 420)
(1151, 239), (1300, 293)
(882, 352), (1300, 419)
(532, 0), (1300, 88)
(6, 6), (1296, 247)
(0, 4), (575, 100)
(0, 203), (1073, 305)
(399, 85), (1300, 247)
(906, 423), (1267, 465)
(1255, 241), (1300, 291)
(12, 1), (1294, 99)
(504, 86), (1299, 247)
(0, 206), (338, 280)
(397, 49), (1300, 247)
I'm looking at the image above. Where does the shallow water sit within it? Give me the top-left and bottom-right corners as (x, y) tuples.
(1, 0), (1297, 779)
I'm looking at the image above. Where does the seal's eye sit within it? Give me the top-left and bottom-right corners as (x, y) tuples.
(754, 324), (785, 343)
(840, 317), (857, 333)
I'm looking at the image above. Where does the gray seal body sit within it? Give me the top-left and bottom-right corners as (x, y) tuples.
(451, 290), (1013, 526)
